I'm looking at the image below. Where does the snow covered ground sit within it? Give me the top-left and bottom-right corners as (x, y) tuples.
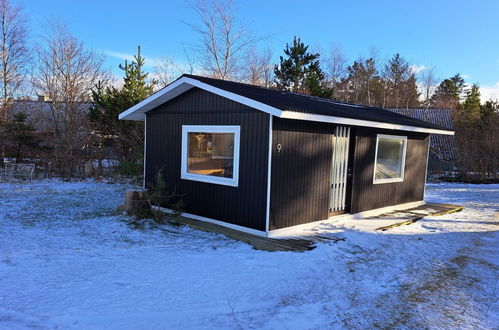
(0, 181), (497, 329)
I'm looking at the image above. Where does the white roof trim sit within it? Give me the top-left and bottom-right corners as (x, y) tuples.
(280, 111), (455, 135)
(119, 76), (454, 135)
(119, 76), (282, 120)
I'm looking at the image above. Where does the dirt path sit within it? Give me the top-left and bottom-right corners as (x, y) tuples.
(392, 229), (499, 329)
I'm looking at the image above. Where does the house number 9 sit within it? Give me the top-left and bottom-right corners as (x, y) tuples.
(277, 144), (282, 152)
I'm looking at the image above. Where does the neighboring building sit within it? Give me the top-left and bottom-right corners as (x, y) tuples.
(384, 108), (457, 172)
(119, 74), (454, 237)
(11, 97), (91, 133)
(9, 98), (120, 165)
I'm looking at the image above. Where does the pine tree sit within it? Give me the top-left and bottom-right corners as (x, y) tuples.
(2, 112), (38, 162)
(401, 74), (420, 109)
(119, 46), (156, 103)
(89, 46), (156, 163)
(274, 37), (330, 97)
(453, 84), (499, 178)
(383, 53), (420, 108)
(460, 83), (481, 122)
(343, 57), (380, 106)
(480, 100), (499, 119)
(431, 74), (466, 109)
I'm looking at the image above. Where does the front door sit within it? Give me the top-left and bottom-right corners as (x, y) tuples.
(330, 126), (351, 214)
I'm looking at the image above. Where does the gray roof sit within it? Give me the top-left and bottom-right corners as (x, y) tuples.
(182, 75), (451, 132)
(11, 100), (91, 132)
(384, 108), (457, 161)
(120, 75), (454, 135)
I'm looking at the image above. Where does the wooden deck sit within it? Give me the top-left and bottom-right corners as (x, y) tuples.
(158, 202), (463, 252)
(371, 202), (464, 231)
(168, 216), (318, 252)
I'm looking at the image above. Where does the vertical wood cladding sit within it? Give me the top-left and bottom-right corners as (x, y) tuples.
(350, 127), (429, 213)
(269, 118), (334, 230)
(145, 88), (269, 231)
(145, 86), (430, 231)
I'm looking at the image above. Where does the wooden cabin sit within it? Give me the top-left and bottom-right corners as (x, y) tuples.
(119, 74), (454, 237)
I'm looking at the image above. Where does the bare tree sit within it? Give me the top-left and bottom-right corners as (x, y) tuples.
(153, 57), (183, 87)
(31, 21), (107, 176)
(243, 46), (273, 87)
(186, 0), (257, 80)
(325, 44), (347, 98)
(0, 0), (28, 166)
(419, 67), (437, 109)
(0, 0), (28, 123)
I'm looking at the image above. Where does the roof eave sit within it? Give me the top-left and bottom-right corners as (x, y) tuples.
(118, 76), (454, 135)
(118, 76), (283, 121)
(280, 111), (455, 135)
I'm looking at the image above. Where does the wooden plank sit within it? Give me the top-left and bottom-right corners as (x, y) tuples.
(165, 214), (316, 252)
(375, 203), (464, 231)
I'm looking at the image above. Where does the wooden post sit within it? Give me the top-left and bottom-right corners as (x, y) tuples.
(124, 189), (149, 213)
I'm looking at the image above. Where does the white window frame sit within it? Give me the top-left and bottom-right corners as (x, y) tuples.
(373, 134), (408, 184)
(181, 125), (240, 187)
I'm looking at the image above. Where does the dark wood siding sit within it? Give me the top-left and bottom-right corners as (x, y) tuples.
(350, 127), (429, 213)
(269, 118), (334, 230)
(145, 88), (269, 231)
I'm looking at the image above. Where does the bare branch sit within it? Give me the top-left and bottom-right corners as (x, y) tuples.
(419, 67), (438, 109)
(242, 46), (273, 87)
(0, 0), (29, 123)
(185, 0), (258, 80)
(152, 57), (184, 88)
(325, 44), (347, 97)
(31, 20), (106, 176)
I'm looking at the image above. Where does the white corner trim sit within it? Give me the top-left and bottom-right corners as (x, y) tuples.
(151, 205), (268, 237)
(423, 136), (431, 200)
(143, 114), (147, 189)
(180, 125), (240, 187)
(373, 134), (408, 184)
(265, 115), (273, 232)
(266, 200), (425, 237)
(280, 111), (455, 135)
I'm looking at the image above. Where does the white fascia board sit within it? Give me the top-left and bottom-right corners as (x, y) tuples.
(280, 111), (455, 135)
(119, 76), (454, 136)
(119, 76), (282, 121)
(182, 78), (283, 117)
(119, 79), (193, 120)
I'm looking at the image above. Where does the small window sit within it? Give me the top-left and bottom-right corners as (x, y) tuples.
(181, 125), (240, 186)
(373, 134), (407, 184)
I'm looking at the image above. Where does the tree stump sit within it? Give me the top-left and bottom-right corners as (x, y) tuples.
(124, 189), (149, 214)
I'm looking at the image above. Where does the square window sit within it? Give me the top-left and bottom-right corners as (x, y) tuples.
(373, 134), (407, 184)
(181, 125), (240, 186)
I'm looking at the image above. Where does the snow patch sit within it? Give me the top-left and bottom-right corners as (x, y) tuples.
(0, 181), (497, 328)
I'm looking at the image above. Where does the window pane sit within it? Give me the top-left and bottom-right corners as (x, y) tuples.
(187, 132), (234, 178)
(375, 138), (405, 180)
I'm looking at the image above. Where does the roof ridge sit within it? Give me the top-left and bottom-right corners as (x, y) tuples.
(183, 73), (383, 111)
(385, 107), (453, 111)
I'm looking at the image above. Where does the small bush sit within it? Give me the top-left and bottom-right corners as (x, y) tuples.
(439, 174), (499, 184)
(146, 170), (185, 223)
(120, 161), (143, 177)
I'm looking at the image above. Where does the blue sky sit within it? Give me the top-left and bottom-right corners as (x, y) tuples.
(23, 0), (499, 98)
